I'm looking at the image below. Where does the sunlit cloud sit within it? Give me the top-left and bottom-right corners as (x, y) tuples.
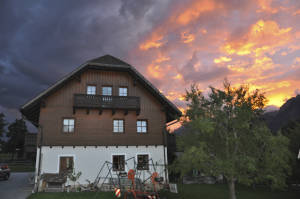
(175, 0), (217, 25)
(181, 32), (195, 43)
(140, 34), (165, 50)
(256, 0), (278, 14)
(222, 20), (292, 57)
(130, 0), (300, 110)
(214, 56), (232, 64)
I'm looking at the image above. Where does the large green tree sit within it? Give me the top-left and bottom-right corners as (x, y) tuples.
(173, 81), (291, 199)
(281, 120), (300, 184)
(7, 119), (27, 159)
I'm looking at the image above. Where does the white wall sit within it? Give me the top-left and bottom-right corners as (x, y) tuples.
(37, 145), (167, 188)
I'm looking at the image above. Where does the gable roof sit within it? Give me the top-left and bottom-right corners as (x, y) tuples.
(20, 55), (182, 126)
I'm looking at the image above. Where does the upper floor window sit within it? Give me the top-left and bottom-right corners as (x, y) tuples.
(87, 85), (96, 95)
(137, 154), (149, 170)
(119, 87), (128, 96)
(113, 119), (124, 133)
(63, 119), (75, 133)
(137, 120), (147, 133)
(102, 86), (112, 96)
(113, 155), (125, 171)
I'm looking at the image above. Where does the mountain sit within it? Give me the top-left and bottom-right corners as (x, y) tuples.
(264, 95), (300, 132)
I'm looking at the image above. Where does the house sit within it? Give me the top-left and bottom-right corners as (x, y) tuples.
(20, 55), (181, 191)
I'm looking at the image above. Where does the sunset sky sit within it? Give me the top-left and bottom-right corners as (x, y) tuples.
(1, 0), (300, 127)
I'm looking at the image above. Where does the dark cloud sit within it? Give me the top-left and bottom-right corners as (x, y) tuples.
(0, 0), (164, 108)
(0, 64), (4, 74)
(0, 0), (169, 126)
(119, 0), (154, 19)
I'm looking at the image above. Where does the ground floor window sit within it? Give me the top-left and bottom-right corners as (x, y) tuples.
(59, 156), (74, 173)
(113, 155), (125, 171)
(137, 154), (149, 170)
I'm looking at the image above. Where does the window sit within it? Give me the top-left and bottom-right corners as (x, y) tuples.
(119, 87), (128, 96)
(102, 86), (112, 96)
(59, 156), (74, 173)
(113, 155), (125, 171)
(87, 85), (96, 95)
(137, 120), (147, 133)
(113, 120), (124, 133)
(137, 154), (149, 170)
(63, 119), (75, 133)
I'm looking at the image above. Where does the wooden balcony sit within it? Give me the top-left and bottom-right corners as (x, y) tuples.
(73, 94), (140, 115)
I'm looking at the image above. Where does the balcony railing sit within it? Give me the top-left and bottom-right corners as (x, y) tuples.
(73, 94), (140, 110)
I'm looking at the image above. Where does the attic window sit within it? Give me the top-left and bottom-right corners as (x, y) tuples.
(119, 87), (128, 96)
(102, 86), (112, 96)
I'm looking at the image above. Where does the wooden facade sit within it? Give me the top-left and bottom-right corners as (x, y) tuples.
(21, 55), (181, 147)
(38, 70), (166, 146)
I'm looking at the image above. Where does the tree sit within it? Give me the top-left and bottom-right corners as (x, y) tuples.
(281, 120), (300, 184)
(6, 119), (27, 159)
(172, 81), (291, 199)
(0, 113), (6, 138)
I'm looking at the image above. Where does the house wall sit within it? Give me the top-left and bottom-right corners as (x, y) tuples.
(38, 69), (166, 146)
(37, 145), (168, 189)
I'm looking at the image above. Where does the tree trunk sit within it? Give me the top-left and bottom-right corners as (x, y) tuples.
(228, 178), (237, 199)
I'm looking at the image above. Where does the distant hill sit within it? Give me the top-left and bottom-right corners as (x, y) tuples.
(264, 95), (300, 132)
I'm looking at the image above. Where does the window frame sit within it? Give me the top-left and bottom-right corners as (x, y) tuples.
(137, 154), (149, 170)
(118, 86), (128, 96)
(59, 156), (74, 173)
(137, 119), (148, 133)
(86, 85), (97, 95)
(62, 118), (75, 133)
(113, 119), (125, 133)
(102, 86), (113, 96)
(112, 155), (125, 171)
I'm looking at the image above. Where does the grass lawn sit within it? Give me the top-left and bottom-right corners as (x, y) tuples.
(27, 192), (114, 199)
(27, 184), (299, 199)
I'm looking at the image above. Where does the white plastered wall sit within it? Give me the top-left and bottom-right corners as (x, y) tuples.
(37, 145), (167, 188)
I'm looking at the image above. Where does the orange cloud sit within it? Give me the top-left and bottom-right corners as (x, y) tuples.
(214, 56), (232, 64)
(155, 54), (170, 63)
(222, 20), (292, 56)
(140, 34), (165, 50)
(133, 1), (300, 109)
(173, 73), (183, 80)
(147, 64), (164, 79)
(181, 32), (195, 43)
(175, 0), (217, 25)
(256, 0), (278, 14)
(293, 9), (300, 16)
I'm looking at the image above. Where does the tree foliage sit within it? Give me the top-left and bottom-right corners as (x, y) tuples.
(172, 81), (291, 199)
(281, 120), (300, 184)
(0, 113), (6, 138)
(6, 119), (27, 159)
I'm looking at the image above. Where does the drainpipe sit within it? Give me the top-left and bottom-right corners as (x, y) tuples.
(162, 126), (169, 184)
(35, 125), (43, 192)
